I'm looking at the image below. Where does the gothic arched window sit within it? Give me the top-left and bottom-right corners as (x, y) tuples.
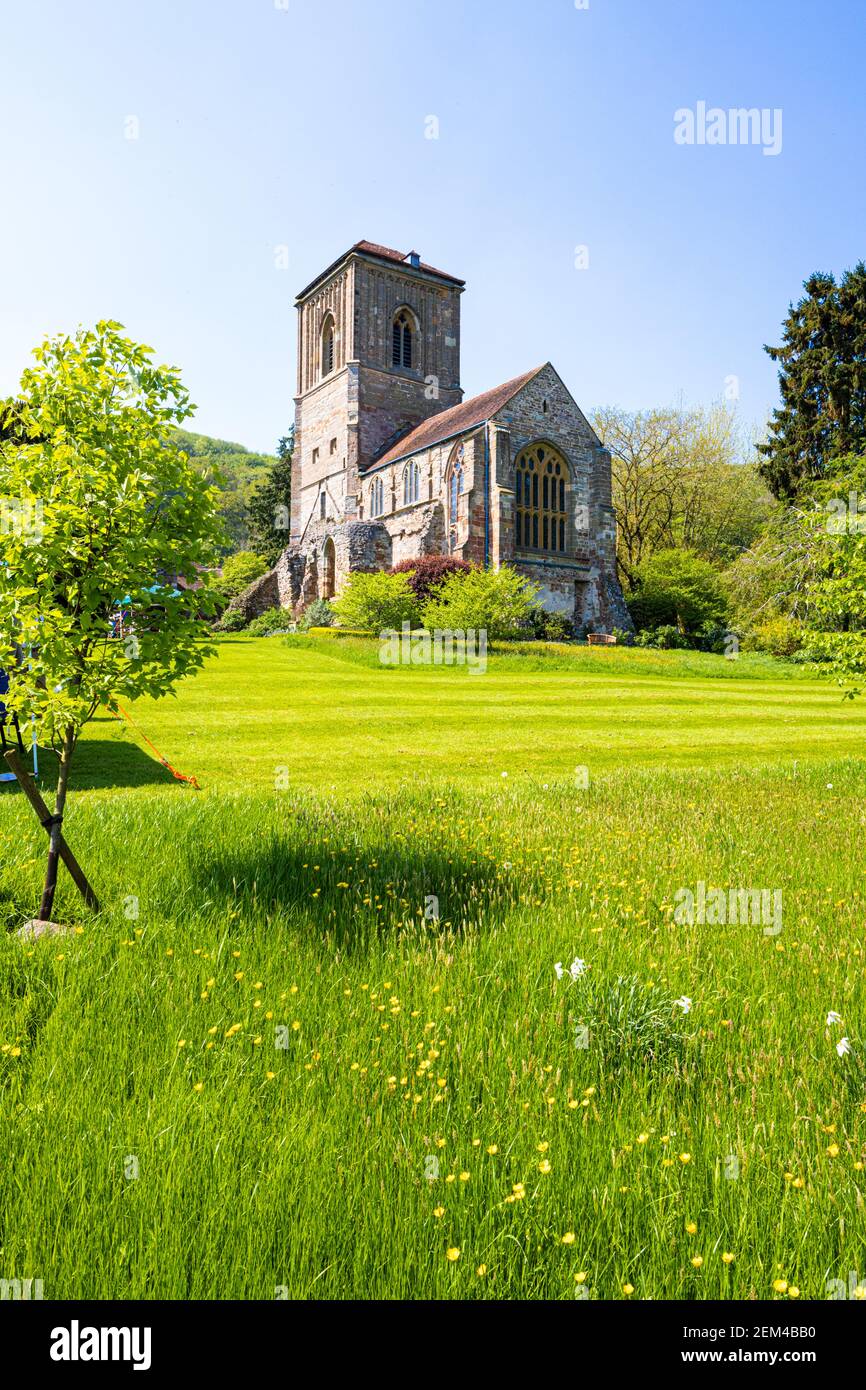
(370, 476), (384, 517)
(392, 309), (415, 369)
(403, 460), (420, 506)
(514, 444), (569, 554)
(321, 314), (335, 378)
(448, 446), (464, 551)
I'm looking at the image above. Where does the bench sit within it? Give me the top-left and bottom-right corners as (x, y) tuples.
(586, 633), (617, 646)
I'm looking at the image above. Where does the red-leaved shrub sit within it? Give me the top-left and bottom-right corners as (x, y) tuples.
(391, 556), (472, 602)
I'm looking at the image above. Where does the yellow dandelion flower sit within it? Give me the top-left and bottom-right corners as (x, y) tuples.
(637, 1133), (649, 1144)
(686, 1221), (697, 1235)
(827, 1143), (840, 1157)
(722, 1252), (735, 1265)
(432, 1206), (445, 1218)
(193, 1081), (204, 1093)
(574, 1271), (587, 1284)
(788, 1286), (800, 1299)
(539, 1159), (552, 1174)
(679, 1152), (691, 1164)
(476, 1264), (487, 1277)
(623, 1283), (634, 1295)
(486, 1145), (498, 1155)
(561, 1232), (575, 1246)
(773, 1279), (788, 1293)
(459, 1172), (470, 1182)
(691, 1256), (703, 1268)
(446, 1247), (460, 1262)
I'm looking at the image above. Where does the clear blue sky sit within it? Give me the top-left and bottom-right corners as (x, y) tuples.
(2, 0), (864, 454)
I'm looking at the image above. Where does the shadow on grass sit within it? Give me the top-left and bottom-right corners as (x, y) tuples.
(187, 818), (510, 948)
(4, 728), (181, 794)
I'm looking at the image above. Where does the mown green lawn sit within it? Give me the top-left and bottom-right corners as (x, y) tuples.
(49, 633), (866, 795)
(1, 637), (864, 1300)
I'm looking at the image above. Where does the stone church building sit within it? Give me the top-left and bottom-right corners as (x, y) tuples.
(236, 239), (630, 632)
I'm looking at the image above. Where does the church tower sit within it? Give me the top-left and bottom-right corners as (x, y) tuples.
(291, 241), (464, 545)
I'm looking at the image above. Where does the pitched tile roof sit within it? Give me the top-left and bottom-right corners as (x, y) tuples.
(370, 365), (546, 470)
(295, 240), (465, 301)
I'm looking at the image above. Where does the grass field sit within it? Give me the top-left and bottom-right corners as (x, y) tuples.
(1, 635), (865, 1300)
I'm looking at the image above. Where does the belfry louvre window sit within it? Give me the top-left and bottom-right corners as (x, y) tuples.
(514, 444), (569, 554)
(392, 310), (414, 369)
(321, 315), (335, 377)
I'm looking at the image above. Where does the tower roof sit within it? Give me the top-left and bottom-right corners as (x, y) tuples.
(369, 365), (547, 470)
(295, 240), (465, 301)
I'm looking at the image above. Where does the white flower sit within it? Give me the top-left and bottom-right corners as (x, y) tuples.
(675, 996), (692, 1014)
(827, 783), (833, 789)
(837, 1037), (852, 1057)
(826, 1011), (843, 1026)
(554, 962), (564, 979)
(569, 957), (587, 980)
(500, 771), (508, 778)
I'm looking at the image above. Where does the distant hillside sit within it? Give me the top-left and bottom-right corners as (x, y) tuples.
(172, 428), (278, 553)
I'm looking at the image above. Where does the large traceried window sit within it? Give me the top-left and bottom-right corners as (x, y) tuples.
(403, 460), (420, 506)
(392, 309), (415, 369)
(321, 314), (335, 377)
(370, 476), (385, 517)
(448, 445), (464, 552)
(514, 444), (569, 554)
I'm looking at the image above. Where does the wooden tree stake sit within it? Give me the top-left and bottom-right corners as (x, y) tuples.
(3, 749), (100, 911)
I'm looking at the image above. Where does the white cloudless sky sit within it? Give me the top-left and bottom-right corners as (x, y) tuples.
(1, 0), (864, 453)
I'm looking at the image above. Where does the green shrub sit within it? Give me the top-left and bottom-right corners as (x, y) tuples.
(331, 571), (421, 632)
(215, 551), (269, 601)
(247, 607), (295, 636)
(630, 548), (728, 635)
(524, 605), (575, 642)
(421, 565), (538, 640)
(298, 599), (334, 631)
(747, 616), (805, 657)
(214, 607), (247, 633)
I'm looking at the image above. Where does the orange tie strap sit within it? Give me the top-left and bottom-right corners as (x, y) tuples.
(109, 700), (202, 790)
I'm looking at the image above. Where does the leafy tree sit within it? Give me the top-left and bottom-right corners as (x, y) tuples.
(421, 565), (539, 640)
(758, 264), (866, 498)
(171, 428), (277, 554)
(593, 402), (768, 588)
(630, 548), (728, 634)
(799, 455), (866, 690)
(247, 432), (293, 565)
(215, 550), (268, 601)
(331, 571), (420, 631)
(724, 502), (819, 632)
(0, 321), (225, 919)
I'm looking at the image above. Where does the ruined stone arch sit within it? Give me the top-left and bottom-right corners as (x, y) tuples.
(321, 536), (336, 599)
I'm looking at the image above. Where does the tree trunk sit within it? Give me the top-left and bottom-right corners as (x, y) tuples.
(39, 725), (75, 922)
